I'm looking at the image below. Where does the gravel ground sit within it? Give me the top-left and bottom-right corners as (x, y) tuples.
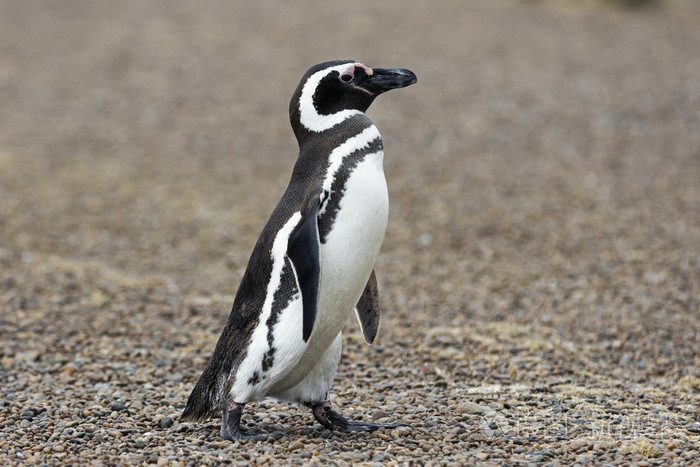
(1, 0), (699, 465)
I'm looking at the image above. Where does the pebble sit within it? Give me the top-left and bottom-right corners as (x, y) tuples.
(288, 440), (305, 451)
(15, 351), (40, 363)
(131, 400), (144, 411)
(457, 402), (489, 414)
(160, 417), (174, 429)
(110, 401), (127, 412)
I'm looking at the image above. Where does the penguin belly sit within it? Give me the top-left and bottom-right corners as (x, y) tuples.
(269, 151), (389, 400)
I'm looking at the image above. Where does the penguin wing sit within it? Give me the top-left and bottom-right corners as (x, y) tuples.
(287, 192), (322, 342)
(354, 269), (381, 344)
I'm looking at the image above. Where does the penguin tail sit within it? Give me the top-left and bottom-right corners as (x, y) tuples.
(180, 374), (225, 423)
(181, 305), (246, 423)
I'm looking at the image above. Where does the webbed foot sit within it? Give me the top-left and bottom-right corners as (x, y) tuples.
(310, 401), (408, 433)
(220, 400), (286, 441)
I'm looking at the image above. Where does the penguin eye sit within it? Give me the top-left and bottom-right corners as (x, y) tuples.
(339, 73), (353, 84)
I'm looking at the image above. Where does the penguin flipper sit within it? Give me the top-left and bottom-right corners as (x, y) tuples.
(287, 194), (322, 342)
(354, 269), (380, 344)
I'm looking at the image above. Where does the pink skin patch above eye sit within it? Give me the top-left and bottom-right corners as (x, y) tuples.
(354, 63), (374, 76)
(342, 63), (374, 77)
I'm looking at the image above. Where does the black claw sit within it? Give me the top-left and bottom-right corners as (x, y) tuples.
(343, 420), (405, 432)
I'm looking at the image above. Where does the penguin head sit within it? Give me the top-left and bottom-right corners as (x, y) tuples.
(290, 60), (417, 138)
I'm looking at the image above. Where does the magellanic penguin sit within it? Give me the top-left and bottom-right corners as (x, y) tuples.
(181, 60), (417, 441)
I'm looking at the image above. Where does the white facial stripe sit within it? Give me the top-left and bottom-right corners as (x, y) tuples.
(298, 63), (364, 133)
(318, 125), (381, 216)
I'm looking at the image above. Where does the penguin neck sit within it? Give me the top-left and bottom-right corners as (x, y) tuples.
(293, 113), (376, 154)
(290, 116), (382, 192)
(290, 114), (379, 185)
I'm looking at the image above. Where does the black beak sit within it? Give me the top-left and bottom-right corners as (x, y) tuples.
(358, 68), (417, 95)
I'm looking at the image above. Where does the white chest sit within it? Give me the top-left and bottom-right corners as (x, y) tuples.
(313, 150), (388, 343)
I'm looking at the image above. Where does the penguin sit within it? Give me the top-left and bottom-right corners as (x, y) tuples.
(181, 60), (417, 441)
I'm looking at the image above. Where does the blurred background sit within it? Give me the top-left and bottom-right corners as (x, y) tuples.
(1, 0), (699, 462)
(2, 0), (698, 340)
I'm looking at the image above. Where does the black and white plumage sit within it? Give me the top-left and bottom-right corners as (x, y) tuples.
(181, 60), (417, 441)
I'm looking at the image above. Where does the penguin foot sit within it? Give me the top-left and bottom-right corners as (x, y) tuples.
(310, 401), (407, 433)
(220, 400), (285, 442)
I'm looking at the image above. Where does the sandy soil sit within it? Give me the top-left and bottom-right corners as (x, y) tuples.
(1, 0), (699, 464)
